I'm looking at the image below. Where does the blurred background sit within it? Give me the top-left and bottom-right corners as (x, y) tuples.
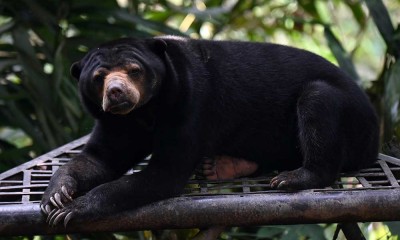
(0, 0), (399, 239)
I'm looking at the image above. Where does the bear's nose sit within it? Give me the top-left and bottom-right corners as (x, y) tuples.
(107, 82), (124, 102)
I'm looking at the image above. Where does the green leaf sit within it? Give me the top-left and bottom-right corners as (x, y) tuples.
(21, 0), (58, 33)
(0, 144), (33, 172)
(346, 1), (367, 29)
(364, 0), (400, 57)
(0, 91), (25, 101)
(11, 26), (52, 103)
(281, 225), (327, 240)
(301, 225), (326, 239)
(0, 20), (15, 35)
(53, 40), (65, 92)
(364, 0), (394, 43)
(0, 58), (18, 72)
(0, 101), (48, 151)
(383, 60), (400, 140)
(324, 26), (360, 83)
(256, 226), (285, 238)
(298, 0), (321, 21)
(281, 227), (299, 240)
(114, 10), (185, 36)
(386, 222), (400, 236)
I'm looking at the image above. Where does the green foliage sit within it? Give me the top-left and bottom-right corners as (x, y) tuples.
(1, 0), (399, 169)
(364, 0), (400, 143)
(1, 0), (400, 239)
(386, 222), (400, 237)
(0, 0), (182, 169)
(255, 225), (326, 240)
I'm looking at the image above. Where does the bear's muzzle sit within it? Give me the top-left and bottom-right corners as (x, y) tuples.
(102, 77), (140, 115)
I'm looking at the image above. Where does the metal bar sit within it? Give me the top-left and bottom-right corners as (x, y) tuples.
(315, 186), (397, 192)
(0, 192), (43, 196)
(358, 167), (385, 172)
(242, 180), (250, 193)
(360, 167), (400, 173)
(0, 201), (39, 205)
(64, 150), (82, 154)
(0, 184), (48, 190)
(1, 189), (400, 236)
(0, 139), (400, 236)
(379, 154), (400, 166)
(378, 160), (400, 187)
(31, 174), (53, 177)
(356, 177), (372, 188)
(1, 180), (52, 185)
(339, 223), (366, 240)
(354, 173), (386, 177)
(200, 183), (208, 194)
(36, 163), (65, 167)
(0, 181), (23, 184)
(21, 171), (31, 203)
(0, 135), (89, 180)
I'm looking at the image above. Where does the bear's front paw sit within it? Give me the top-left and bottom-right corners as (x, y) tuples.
(40, 176), (77, 217)
(45, 196), (86, 227)
(45, 190), (102, 227)
(46, 204), (74, 227)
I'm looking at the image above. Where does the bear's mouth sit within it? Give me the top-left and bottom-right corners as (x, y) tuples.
(106, 101), (135, 115)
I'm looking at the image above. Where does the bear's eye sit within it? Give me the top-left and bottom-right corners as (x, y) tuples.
(93, 74), (104, 84)
(93, 68), (107, 85)
(127, 68), (142, 77)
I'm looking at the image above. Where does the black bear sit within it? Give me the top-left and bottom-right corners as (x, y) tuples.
(41, 36), (379, 227)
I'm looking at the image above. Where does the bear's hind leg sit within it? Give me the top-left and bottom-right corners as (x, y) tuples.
(202, 156), (259, 180)
(271, 81), (345, 190)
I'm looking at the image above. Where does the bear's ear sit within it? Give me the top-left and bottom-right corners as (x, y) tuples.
(70, 61), (82, 81)
(149, 38), (167, 55)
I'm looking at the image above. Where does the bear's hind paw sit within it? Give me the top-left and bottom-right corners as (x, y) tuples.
(270, 167), (331, 190)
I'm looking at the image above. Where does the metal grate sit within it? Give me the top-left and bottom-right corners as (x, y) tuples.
(1, 135), (400, 204)
(0, 136), (88, 205)
(1, 135), (400, 236)
(184, 158), (400, 196)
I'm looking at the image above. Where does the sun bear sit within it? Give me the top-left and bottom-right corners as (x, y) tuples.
(41, 36), (379, 227)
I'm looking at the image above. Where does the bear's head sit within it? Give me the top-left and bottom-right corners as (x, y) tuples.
(70, 38), (167, 117)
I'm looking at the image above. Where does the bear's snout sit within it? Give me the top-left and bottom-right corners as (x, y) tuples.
(107, 81), (125, 103)
(102, 75), (141, 115)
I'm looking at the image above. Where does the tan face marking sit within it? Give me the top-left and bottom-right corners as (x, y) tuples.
(93, 68), (108, 80)
(100, 63), (144, 115)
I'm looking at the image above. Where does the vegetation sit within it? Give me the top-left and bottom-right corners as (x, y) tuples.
(0, 0), (399, 239)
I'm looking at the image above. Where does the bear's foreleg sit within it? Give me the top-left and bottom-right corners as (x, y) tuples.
(44, 126), (199, 227)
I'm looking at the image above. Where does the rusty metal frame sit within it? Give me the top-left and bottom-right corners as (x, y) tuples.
(1, 135), (400, 236)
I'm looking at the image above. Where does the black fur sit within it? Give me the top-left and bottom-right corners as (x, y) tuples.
(41, 36), (379, 226)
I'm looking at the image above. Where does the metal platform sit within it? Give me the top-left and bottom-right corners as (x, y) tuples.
(0, 135), (400, 236)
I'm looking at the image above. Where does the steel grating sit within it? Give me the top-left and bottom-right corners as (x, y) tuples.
(0, 135), (400, 235)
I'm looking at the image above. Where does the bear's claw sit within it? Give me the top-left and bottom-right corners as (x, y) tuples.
(40, 204), (46, 214)
(64, 212), (74, 228)
(270, 167), (327, 190)
(270, 173), (290, 189)
(45, 204), (51, 214)
(41, 184), (76, 227)
(49, 197), (58, 208)
(54, 193), (64, 208)
(52, 211), (67, 226)
(61, 185), (73, 201)
(46, 208), (58, 223)
(46, 207), (74, 227)
(47, 209), (62, 225)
